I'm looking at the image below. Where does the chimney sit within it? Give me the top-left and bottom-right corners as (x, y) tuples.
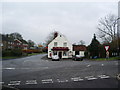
(54, 32), (58, 39)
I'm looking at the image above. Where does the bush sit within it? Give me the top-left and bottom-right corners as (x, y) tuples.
(2, 50), (12, 57)
(11, 49), (22, 56)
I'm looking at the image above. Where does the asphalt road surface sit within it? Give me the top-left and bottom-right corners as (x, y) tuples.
(1, 54), (120, 89)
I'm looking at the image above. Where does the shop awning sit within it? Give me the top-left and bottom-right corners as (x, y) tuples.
(52, 47), (69, 51)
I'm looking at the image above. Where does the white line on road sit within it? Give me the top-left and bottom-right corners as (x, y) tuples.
(71, 77), (84, 82)
(86, 64), (91, 67)
(3, 68), (15, 70)
(101, 64), (104, 66)
(57, 79), (69, 83)
(42, 81), (53, 83)
(42, 79), (52, 82)
(42, 79), (53, 84)
(26, 80), (37, 85)
(2, 67), (49, 70)
(0, 82), (4, 84)
(85, 76), (97, 80)
(98, 75), (110, 79)
(8, 81), (21, 86)
(87, 77), (97, 80)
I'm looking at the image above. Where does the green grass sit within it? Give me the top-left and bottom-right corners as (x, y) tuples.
(2, 56), (20, 59)
(91, 57), (120, 61)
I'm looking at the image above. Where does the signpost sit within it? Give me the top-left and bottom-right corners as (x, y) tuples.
(104, 46), (110, 58)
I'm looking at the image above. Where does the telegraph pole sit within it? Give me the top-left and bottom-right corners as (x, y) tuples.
(117, 18), (120, 56)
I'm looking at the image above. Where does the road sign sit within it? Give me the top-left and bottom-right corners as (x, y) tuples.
(104, 46), (110, 51)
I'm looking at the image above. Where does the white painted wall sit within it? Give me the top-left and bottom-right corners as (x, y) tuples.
(73, 51), (85, 57)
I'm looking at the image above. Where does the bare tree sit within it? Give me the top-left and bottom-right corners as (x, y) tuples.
(45, 31), (59, 46)
(97, 14), (118, 43)
(78, 40), (85, 45)
(10, 32), (23, 40)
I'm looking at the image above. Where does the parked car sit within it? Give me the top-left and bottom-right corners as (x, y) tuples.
(72, 55), (83, 61)
(52, 55), (59, 61)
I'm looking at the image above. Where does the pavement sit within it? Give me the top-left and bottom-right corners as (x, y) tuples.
(1, 54), (120, 89)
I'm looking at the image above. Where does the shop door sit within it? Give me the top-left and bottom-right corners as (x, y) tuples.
(59, 52), (62, 59)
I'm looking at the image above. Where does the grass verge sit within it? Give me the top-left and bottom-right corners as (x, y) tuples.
(91, 57), (120, 61)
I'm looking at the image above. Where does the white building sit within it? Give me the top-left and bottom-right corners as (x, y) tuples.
(48, 34), (73, 59)
(72, 45), (86, 57)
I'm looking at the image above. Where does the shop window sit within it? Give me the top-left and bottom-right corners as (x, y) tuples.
(63, 51), (67, 56)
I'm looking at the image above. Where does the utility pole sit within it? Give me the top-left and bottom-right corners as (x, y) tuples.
(117, 18), (120, 56)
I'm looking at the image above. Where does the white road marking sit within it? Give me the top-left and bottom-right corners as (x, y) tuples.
(86, 64), (91, 67)
(8, 81), (21, 86)
(98, 75), (110, 79)
(42, 79), (52, 82)
(0, 82), (4, 84)
(87, 77), (97, 80)
(42, 81), (53, 83)
(42, 79), (53, 84)
(85, 76), (97, 80)
(71, 77), (84, 81)
(26, 80), (37, 84)
(57, 79), (69, 83)
(3, 68), (15, 70)
(2, 67), (49, 70)
(101, 64), (104, 66)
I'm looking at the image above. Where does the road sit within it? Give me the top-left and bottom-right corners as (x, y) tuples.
(1, 54), (120, 89)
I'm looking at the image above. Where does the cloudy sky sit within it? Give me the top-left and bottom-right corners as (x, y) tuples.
(1, 1), (118, 45)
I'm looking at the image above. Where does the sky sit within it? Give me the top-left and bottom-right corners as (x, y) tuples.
(1, 1), (118, 45)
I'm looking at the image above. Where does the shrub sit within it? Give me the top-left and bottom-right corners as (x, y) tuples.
(2, 50), (12, 57)
(11, 49), (22, 56)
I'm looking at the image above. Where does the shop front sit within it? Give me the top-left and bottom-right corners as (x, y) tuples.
(51, 47), (70, 59)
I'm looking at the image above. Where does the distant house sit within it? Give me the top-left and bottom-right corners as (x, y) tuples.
(73, 45), (86, 57)
(2, 35), (28, 50)
(48, 33), (73, 59)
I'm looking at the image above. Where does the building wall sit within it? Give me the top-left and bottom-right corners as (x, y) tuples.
(73, 51), (85, 57)
(48, 35), (72, 58)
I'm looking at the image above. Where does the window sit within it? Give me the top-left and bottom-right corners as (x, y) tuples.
(53, 51), (57, 55)
(63, 51), (67, 56)
(54, 42), (57, 47)
(8, 42), (10, 44)
(63, 42), (67, 47)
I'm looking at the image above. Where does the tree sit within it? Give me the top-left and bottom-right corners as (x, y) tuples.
(97, 14), (118, 43)
(27, 40), (35, 49)
(10, 32), (23, 40)
(45, 31), (59, 46)
(88, 34), (101, 58)
(78, 40), (85, 45)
